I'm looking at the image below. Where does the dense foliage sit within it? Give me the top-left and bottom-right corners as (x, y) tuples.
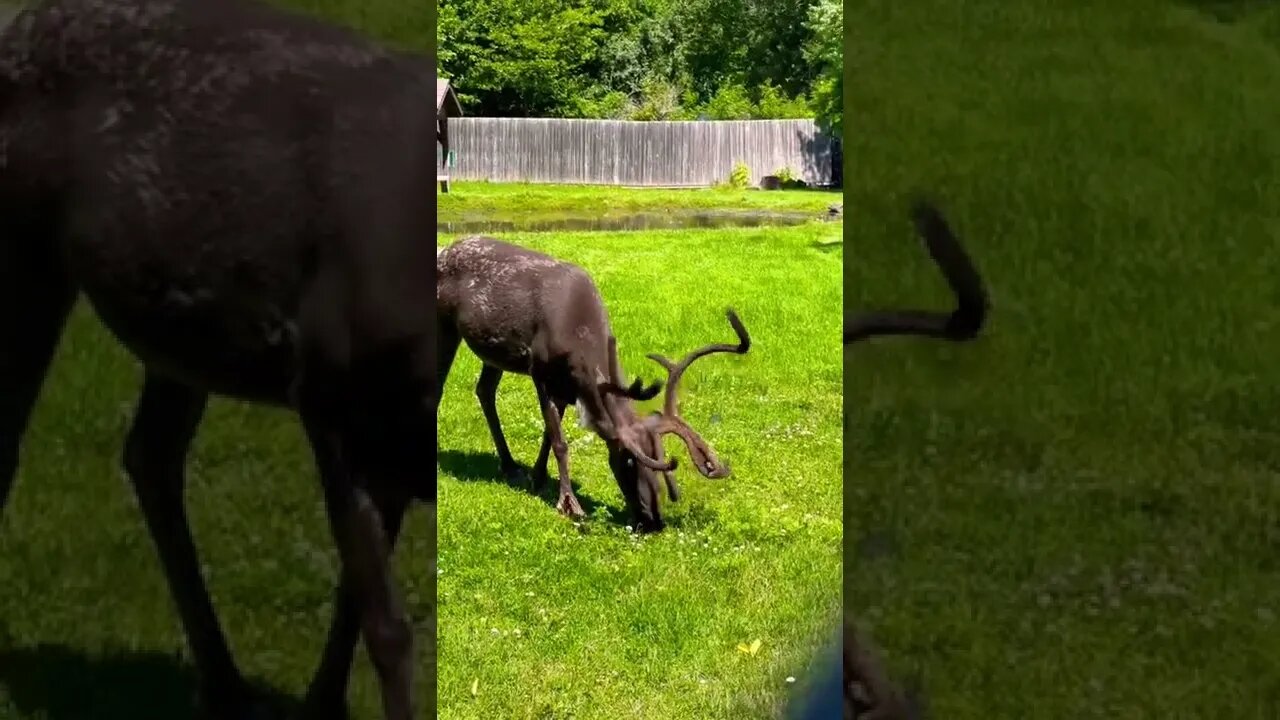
(434, 0), (843, 126)
(269, 0), (842, 127)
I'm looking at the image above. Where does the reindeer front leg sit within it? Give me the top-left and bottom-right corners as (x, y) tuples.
(532, 380), (585, 518)
(531, 396), (568, 490)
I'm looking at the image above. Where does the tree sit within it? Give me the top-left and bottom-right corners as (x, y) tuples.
(437, 0), (615, 116)
(803, 0), (842, 138)
(278, 0), (834, 121)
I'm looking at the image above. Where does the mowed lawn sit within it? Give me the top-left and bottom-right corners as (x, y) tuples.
(846, 0), (1280, 717)
(436, 185), (843, 718)
(0, 317), (433, 718)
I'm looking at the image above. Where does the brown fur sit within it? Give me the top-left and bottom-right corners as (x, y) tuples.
(437, 235), (749, 531)
(0, 1), (435, 717)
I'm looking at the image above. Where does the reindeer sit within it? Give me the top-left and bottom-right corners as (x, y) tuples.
(843, 200), (989, 718)
(436, 235), (750, 532)
(0, 1), (436, 718)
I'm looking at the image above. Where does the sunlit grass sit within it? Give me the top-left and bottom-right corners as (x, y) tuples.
(438, 181), (841, 219)
(846, 0), (1280, 716)
(437, 217), (842, 718)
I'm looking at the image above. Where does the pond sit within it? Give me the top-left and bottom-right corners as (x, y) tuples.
(436, 209), (836, 234)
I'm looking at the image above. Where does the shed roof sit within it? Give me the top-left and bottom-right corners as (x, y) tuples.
(437, 78), (463, 117)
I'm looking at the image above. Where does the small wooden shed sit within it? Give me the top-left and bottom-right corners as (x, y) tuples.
(436, 78), (463, 193)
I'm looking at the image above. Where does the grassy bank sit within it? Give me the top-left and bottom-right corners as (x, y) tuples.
(845, 0), (1280, 716)
(437, 181), (841, 219)
(436, 213), (842, 718)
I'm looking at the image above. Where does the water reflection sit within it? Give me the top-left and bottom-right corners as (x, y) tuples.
(437, 209), (833, 234)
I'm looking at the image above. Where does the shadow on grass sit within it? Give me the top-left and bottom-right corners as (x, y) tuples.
(438, 449), (632, 528)
(811, 239), (843, 252)
(0, 642), (296, 720)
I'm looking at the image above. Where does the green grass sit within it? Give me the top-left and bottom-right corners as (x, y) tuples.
(846, 0), (1280, 716)
(437, 181), (841, 220)
(435, 190), (842, 718)
(0, 305), (433, 719)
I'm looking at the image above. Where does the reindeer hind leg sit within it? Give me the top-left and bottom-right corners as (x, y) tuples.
(122, 373), (279, 719)
(475, 364), (528, 485)
(0, 237), (76, 515)
(435, 319), (461, 412)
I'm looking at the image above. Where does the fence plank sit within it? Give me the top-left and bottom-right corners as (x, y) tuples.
(438, 117), (835, 187)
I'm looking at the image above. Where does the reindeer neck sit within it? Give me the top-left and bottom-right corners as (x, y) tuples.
(609, 394), (641, 423)
(570, 357), (611, 436)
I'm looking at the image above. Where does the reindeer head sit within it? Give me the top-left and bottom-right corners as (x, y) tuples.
(594, 309), (751, 533)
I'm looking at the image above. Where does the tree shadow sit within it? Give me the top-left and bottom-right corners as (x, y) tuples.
(436, 449), (630, 527)
(0, 641), (297, 720)
(794, 126), (840, 189)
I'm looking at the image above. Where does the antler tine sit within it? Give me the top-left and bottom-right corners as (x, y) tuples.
(607, 335), (620, 377)
(645, 353), (678, 372)
(649, 308), (750, 417)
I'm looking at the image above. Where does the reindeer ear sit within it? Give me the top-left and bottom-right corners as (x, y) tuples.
(599, 378), (663, 401)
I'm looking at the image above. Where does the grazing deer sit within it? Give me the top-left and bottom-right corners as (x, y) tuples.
(0, 1), (434, 718)
(436, 235), (750, 532)
(845, 200), (988, 344)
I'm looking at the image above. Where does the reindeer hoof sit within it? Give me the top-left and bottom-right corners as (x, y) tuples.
(195, 695), (280, 720)
(556, 492), (586, 519)
(295, 698), (352, 720)
(500, 463), (530, 486)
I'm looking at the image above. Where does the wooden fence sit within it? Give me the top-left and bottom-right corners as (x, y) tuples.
(440, 117), (836, 187)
